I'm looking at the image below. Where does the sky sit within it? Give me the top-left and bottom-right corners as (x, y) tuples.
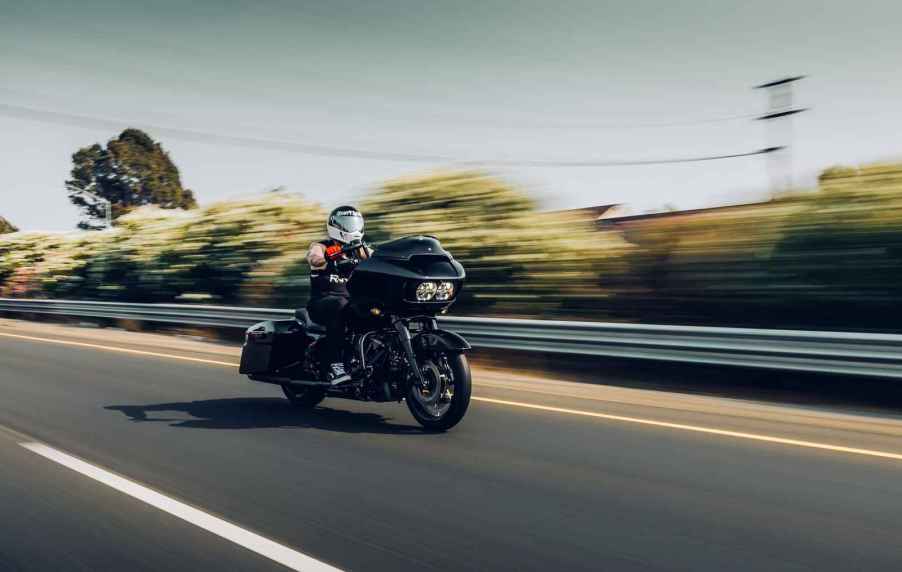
(1, 0), (901, 231)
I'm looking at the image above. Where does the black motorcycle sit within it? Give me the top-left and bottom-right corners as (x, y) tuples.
(239, 235), (472, 431)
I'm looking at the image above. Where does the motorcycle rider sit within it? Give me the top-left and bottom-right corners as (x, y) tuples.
(306, 206), (371, 384)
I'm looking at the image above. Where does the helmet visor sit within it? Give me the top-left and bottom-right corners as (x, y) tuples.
(332, 211), (364, 233)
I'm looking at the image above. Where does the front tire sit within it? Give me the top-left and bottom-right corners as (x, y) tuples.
(406, 353), (471, 431)
(281, 384), (326, 409)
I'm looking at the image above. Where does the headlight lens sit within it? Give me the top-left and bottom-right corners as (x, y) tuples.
(435, 281), (455, 301)
(415, 281), (437, 301)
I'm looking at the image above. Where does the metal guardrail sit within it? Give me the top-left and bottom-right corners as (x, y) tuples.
(2, 298), (902, 378)
(0, 298), (287, 329)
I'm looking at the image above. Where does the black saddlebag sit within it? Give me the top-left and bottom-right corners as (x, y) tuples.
(238, 319), (307, 375)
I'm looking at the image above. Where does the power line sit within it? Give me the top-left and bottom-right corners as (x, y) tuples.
(474, 147), (783, 168)
(321, 109), (759, 130)
(551, 113), (758, 130)
(0, 98), (755, 137)
(0, 102), (449, 163)
(0, 102), (780, 168)
(0, 88), (761, 130)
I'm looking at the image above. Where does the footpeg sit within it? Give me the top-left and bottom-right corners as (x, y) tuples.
(330, 373), (352, 386)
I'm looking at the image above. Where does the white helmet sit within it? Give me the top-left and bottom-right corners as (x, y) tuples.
(327, 206), (365, 244)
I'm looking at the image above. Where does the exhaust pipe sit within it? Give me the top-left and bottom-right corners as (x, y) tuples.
(248, 375), (329, 388)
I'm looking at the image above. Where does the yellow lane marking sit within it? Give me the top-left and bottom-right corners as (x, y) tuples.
(5, 329), (902, 462)
(472, 397), (902, 462)
(0, 332), (239, 368)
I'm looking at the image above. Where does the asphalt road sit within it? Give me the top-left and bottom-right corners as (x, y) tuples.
(2, 319), (902, 571)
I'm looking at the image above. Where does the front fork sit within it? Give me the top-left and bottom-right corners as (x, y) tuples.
(393, 319), (428, 388)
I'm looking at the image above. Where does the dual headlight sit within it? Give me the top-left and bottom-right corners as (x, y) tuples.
(415, 281), (455, 302)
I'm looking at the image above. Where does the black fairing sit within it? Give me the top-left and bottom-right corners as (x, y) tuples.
(413, 330), (472, 353)
(348, 236), (465, 315)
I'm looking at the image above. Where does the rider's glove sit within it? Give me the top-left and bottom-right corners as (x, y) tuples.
(336, 257), (358, 275)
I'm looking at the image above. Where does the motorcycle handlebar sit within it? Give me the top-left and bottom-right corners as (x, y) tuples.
(327, 241), (370, 261)
(342, 241), (368, 254)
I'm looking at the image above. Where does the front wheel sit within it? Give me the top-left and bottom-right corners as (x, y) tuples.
(406, 353), (471, 431)
(281, 384), (326, 409)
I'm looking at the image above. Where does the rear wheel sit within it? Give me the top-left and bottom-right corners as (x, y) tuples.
(281, 384), (326, 409)
(406, 353), (471, 431)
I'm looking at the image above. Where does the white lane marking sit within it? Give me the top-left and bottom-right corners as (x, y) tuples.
(20, 442), (343, 572)
(472, 397), (902, 462)
(8, 330), (902, 463)
(0, 332), (238, 367)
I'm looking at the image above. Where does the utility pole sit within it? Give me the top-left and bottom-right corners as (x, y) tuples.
(754, 76), (807, 194)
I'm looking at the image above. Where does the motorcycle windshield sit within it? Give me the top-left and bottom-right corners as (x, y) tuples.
(374, 236), (449, 260)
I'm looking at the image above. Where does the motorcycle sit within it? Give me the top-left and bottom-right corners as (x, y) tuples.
(238, 235), (472, 431)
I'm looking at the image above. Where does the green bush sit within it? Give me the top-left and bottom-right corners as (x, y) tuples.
(362, 171), (627, 317)
(0, 172), (626, 318)
(3, 164), (902, 331)
(597, 162), (902, 330)
(0, 193), (325, 304)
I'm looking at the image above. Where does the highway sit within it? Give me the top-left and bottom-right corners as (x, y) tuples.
(2, 318), (902, 571)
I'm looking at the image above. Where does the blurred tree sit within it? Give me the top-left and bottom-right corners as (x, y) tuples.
(362, 171), (623, 317)
(11, 160), (902, 330)
(361, 171), (535, 313)
(771, 163), (902, 330)
(0, 216), (17, 234)
(66, 129), (197, 229)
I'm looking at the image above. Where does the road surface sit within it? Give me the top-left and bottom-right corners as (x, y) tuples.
(1, 318), (902, 571)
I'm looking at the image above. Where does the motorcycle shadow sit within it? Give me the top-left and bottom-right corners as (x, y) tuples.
(104, 398), (429, 435)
